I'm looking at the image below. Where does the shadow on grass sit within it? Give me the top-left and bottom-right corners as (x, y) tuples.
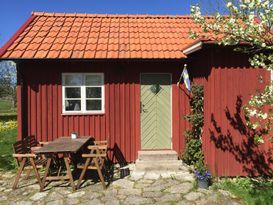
(0, 114), (17, 121)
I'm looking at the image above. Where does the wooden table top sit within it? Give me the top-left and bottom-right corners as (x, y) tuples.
(34, 137), (91, 154)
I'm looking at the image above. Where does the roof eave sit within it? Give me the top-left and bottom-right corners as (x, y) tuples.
(182, 38), (217, 56)
(0, 57), (187, 61)
(183, 41), (203, 55)
(0, 14), (36, 58)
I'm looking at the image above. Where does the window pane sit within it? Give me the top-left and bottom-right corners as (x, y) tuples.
(65, 100), (81, 111)
(85, 75), (103, 86)
(86, 100), (102, 111)
(65, 87), (81, 98)
(64, 75), (82, 86)
(86, 87), (101, 98)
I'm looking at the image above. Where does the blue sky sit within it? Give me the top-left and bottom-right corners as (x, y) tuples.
(0, 0), (221, 47)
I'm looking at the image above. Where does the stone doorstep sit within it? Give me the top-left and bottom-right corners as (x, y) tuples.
(135, 159), (182, 171)
(138, 150), (179, 161)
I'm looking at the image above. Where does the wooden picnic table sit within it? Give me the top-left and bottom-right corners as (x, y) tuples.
(34, 137), (92, 191)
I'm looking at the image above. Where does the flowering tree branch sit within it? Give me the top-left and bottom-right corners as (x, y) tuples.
(191, 0), (273, 69)
(190, 0), (273, 143)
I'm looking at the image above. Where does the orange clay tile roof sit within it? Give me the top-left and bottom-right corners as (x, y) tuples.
(0, 12), (212, 59)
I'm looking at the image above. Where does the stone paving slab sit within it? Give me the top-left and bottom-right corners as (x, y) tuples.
(0, 167), (245, 205)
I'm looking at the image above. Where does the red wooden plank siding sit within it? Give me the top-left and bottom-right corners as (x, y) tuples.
(41, 75), (47, 142)
(172, 84), (179, 153)
(27, 79), (31, 138)
(16, 68), (23, 140)
(120, 80), (125, 160)
(20, 61), (188, 162)
(202, 47), (272, 176)
(17, 48), (273, 175)
(135, 81), (141, 153)
(52, 75), (58, 141)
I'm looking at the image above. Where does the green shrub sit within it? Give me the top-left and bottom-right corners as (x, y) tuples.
(182, 84), (204, 169)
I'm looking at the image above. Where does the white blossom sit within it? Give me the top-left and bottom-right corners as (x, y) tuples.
(252, 123), (259, 129)
(249, 109), (257, 117)
(190, 0), (273, 143)
(261, 113), (268, 120)
(226, 2), (233, 8)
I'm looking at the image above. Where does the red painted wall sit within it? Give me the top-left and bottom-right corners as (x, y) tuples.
(189, 46), (272, 176)
(18, 60), (190, 162)
(17, 46), (272, 176)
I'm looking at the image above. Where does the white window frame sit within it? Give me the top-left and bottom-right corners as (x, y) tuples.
(62, 73), (105, 115)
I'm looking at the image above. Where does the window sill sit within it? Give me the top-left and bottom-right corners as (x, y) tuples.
(62, 112), (105, 116)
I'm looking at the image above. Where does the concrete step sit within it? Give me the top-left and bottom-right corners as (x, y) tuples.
(135, 159), (182, 171)
(138, 150), (178, 161)
(136, 150), (182, 171)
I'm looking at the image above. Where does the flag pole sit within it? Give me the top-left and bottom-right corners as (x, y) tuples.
(177, 64), (187, 87)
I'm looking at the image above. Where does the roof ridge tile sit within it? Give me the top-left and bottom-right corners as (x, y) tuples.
(31, 11), (210, 19)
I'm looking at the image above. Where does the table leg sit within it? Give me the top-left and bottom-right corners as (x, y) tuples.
(64, 157), (75, 191)
(40, 158), (52, 192)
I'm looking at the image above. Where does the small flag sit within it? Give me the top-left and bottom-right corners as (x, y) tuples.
(177, 64), (191, 91)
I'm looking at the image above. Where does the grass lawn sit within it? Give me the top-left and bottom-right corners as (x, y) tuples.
(0, 99), (15, 111)
(213, 177), (273, 205)
(0, 99), (12, 110)
(0, 99), (17, 121)
(0, 128), (17, 171)
(0, 99), (17, 115)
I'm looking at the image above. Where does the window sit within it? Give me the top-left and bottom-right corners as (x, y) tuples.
(62, 73), (104, 114)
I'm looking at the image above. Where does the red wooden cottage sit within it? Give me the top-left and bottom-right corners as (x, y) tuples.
(0, 12), (271, 176)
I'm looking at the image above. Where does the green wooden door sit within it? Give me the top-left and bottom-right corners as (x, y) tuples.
(140, 73), (172, 150)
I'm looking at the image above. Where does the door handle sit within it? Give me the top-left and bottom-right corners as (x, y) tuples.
(140, 102), (147, 113)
